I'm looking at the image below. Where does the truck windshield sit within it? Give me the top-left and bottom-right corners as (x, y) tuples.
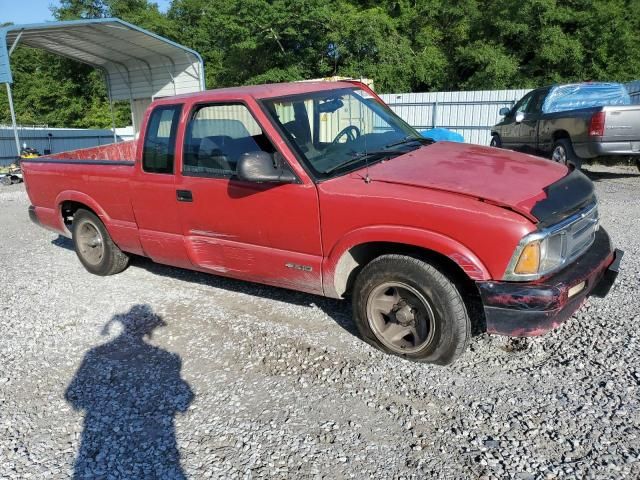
(261, 88), (430, 179)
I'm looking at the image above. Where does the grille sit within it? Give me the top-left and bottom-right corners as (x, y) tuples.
(562, 205), (599, 261)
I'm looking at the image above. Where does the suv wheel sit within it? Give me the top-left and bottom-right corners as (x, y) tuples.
(352, 254), (471, 365)
(490, 135), (502, 148)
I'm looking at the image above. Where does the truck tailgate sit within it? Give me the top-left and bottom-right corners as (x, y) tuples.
(602, 105), (640, 144)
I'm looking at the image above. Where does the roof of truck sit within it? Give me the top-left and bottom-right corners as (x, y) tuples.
(153, 81), (360, 104)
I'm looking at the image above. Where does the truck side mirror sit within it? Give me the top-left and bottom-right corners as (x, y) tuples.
(236, 151), (296, 183)
(515, 112), (525, 123)
(499, 107), (511, 116)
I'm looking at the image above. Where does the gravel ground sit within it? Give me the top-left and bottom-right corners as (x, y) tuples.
(1, 165), (639, 479)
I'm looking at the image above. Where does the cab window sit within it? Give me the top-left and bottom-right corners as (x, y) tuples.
(183, 103), (276, 177)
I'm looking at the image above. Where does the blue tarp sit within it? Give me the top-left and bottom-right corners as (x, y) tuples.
(542, 83), (631, 113)
(420, 128), (465, 143)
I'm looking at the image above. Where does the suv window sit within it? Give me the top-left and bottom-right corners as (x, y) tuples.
(142, 105), (182, 174)
(183, 103), (276, 177)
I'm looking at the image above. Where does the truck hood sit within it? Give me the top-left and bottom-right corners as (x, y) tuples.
(366, 142), (569, 220)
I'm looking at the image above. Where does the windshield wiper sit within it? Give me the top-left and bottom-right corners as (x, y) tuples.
(323, 150), (396, 174)
(385, 135), (433, 149)
(323, 136), (431, 175)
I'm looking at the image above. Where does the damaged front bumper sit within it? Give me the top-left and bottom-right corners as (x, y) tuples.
(477, 228), (622, 337)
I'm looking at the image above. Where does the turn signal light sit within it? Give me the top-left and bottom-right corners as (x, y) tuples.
(514, 241), (541, 275)
(589, 112), (606, 137)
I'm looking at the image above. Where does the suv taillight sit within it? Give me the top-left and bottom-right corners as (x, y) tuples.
(589, 111), (606, 137)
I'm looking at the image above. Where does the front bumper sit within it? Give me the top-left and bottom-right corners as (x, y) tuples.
(477, 228), (622, 337)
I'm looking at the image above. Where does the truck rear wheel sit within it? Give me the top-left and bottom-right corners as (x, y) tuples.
(352, 254), (470, 365)
(71, 209), (129, 276)
(552, 138), (581, 168)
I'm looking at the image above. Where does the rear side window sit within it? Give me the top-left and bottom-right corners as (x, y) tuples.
(527, 89), (550, 114)
(143, 105), (182, 174)
(183, 103), (276, 177)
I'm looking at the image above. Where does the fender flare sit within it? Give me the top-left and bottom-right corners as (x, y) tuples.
(323, 225), (490, 298)
(54, 190), (113, 234)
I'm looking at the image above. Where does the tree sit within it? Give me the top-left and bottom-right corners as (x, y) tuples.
(2, 0), (639, 127)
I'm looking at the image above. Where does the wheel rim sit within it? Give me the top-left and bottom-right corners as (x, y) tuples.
(366, 282), (436, 354)
(490, 138), (498, 147)
(77, 220), (104, 266)
(552, 145), (567, 164)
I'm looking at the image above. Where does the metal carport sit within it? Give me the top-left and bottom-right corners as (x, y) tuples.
(0, 18), (205, 156)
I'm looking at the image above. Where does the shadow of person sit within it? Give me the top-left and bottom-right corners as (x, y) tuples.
(65, 305), (194, 479)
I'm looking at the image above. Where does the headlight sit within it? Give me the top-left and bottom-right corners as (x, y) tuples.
(503, 203), (599, 281)
(506, 232), (565, 280)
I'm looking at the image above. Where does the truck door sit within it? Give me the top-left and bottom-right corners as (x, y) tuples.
(174, 101), (323, 294)
(130, 104), (193, 269)
(520, 88), (550, 154)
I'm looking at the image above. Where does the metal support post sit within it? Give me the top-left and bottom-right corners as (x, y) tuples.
(5, 83), (21, 156)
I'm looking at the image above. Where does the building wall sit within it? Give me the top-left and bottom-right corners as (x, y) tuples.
(0, 127), (122, 166)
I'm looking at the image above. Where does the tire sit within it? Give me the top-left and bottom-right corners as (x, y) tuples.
(551, 138), (581, 169)
(490, 134), (502, 148)
(71, 209), (129, 276)
(1, 176), (12, 186)
(352, 254), (471, 365)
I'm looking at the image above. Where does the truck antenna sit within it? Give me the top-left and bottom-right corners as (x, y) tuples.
(360, 75), (371, 184)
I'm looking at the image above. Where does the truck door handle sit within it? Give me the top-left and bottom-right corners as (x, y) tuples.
(176, 190), (193, 202)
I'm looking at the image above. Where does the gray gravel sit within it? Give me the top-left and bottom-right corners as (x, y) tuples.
(1, 165), (639, 479)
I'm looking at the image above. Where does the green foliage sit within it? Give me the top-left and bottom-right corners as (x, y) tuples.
(1, 0), (639, 127)
(0, 47), (129, 128)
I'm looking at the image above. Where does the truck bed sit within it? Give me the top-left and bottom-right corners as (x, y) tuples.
(21, 141), (138, 241)
(41, 140), (137, 162)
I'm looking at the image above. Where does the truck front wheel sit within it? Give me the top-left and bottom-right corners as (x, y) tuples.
(352, 255), (471, 365)
(71, 209), (129, 276)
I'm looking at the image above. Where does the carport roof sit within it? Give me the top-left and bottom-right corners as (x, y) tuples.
(0, 18), (205, 101)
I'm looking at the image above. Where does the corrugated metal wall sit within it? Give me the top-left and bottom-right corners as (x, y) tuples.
(0, 127), (121, 166)
(379, 89), (531, 145)
(380, 81), (640, 145)
(626, 80), (640, 104)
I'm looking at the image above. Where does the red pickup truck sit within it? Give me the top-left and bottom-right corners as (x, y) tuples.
(22, 81), (622, 365)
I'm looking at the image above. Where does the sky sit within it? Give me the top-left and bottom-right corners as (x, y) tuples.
(0, 0), (171, 25)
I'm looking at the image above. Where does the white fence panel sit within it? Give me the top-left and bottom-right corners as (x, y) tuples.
(381, 81), (640, 146)
(380, 89), (530, 145)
